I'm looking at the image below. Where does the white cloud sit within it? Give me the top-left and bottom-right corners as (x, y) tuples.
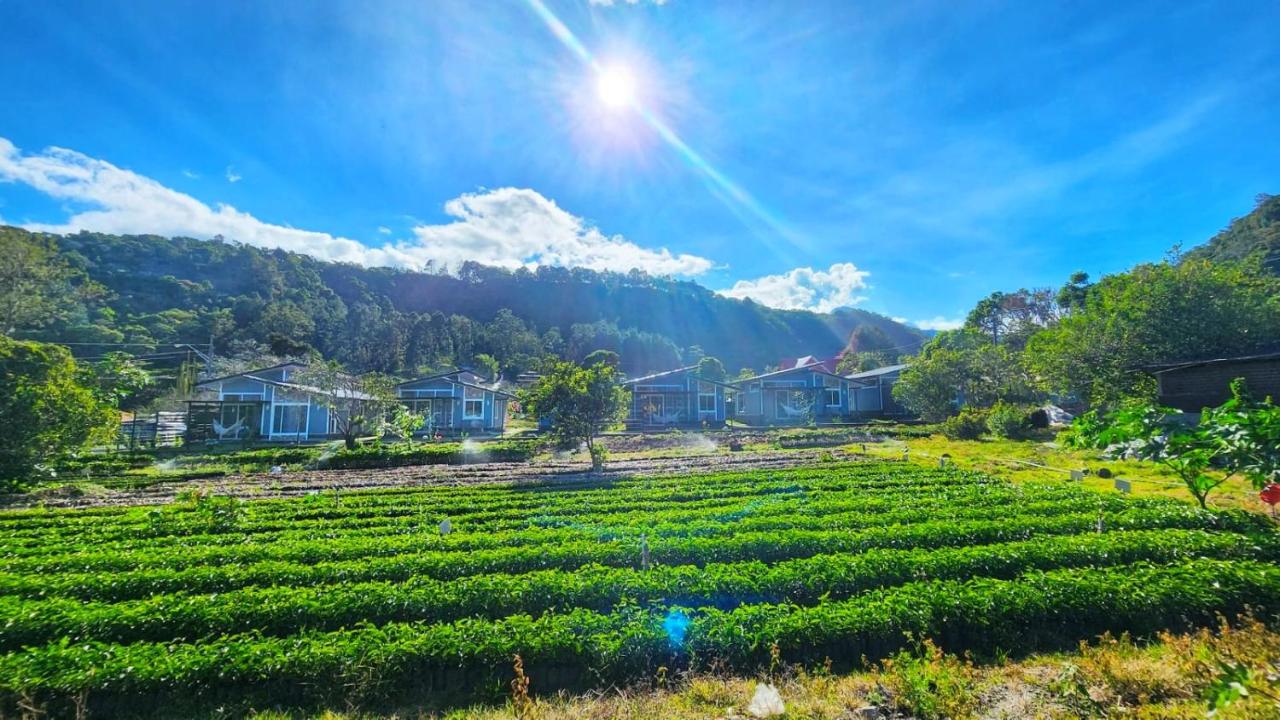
(224, 166), (242, 183)
(0, 137), (713, 276)
(181, 169), (199, 179)
(717, 262), (870, 313)
(377, 226), (392, 235)
(411, 187), (712, 275)
(911, 316), (965, 331)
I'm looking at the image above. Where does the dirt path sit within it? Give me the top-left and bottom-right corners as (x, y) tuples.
(5, 449), (863, 510)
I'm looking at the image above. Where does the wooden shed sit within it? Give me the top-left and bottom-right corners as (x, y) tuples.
(1144, 351), (1280, 412)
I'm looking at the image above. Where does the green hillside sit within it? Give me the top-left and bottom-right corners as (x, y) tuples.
(1185, 193), (1280, 273)
(0, 226), (923, 376)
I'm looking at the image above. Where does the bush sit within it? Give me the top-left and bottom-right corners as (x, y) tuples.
(1027, 408), (1050, 429)
(986, 402), (1031, 439)
(317, 440), (538, 470)
(941, 409), (988, 440)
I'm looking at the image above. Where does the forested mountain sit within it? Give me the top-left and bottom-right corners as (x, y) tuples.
(0, 226), (923, 377)
(1184, 193), (1280, 273)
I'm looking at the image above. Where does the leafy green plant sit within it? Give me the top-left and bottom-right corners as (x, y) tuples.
(941, 408), (988, 440)
(881, 637), (979, 720)
(985, 401), (1030, 439)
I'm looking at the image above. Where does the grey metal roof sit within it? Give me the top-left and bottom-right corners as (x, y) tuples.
(738, 361), (846, 384)
(845, 363), (909, 380)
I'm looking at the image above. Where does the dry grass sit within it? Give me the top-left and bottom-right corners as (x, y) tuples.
(244, 616), (1279, 720)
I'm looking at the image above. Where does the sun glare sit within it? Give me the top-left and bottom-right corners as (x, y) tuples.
(596, 65), (637, 109)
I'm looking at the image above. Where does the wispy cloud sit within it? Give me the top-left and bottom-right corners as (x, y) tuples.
(718, 262), (869, 313)
(224, 166), (242, 183)
(377, 226), (392, 235)
(181, 169), (199, 179)
(0, 137), (713, 276)
(841, 92), (1225, 243)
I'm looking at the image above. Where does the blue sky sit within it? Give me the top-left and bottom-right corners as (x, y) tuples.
(1, 0), (1277, 328)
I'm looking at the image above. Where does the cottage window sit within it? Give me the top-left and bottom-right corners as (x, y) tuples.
(697, 381), (716, 413)
(271, 404), (308, 435)
(824, 388), (841, 407)
(463, 387), (484, 419)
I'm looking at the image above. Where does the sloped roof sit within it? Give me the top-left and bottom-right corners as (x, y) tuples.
(196, 362), (308, 387)
(396, 368), (515, 398)
(739, 360), (847, 384)
(1142, 350), (1280, 374)
(622, 366), (737, 388)
(845, 363), (910, 380)
(777, 355), (840, 373)
(197, 368), (376, 401)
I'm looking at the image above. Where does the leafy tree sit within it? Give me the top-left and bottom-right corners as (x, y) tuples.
(472, 353), (500, 382)
(0, 228), (98, 335)
(521, 360), (629, 471)
(1086, 401), (1234, 509)
(1025, 260), (1280, 407)
(583, 349), (620, 368)
(387, 404), (426, 446)
(1055, 271), (1091, 314)
(81, 352), (153, 411)
(695, 355), (727, 382)
(0, 337), (116, 488)
(295, 361), (397, 450)
(964, 288), (1060, 349)
(1202, 379), (1280, 489)
(893, 330), (1039, 422)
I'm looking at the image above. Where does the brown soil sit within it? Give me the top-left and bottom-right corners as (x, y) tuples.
(3, 448), (862, 510)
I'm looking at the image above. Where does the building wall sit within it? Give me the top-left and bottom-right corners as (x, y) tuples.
(396, 376), (508, 432)
(1158, 360), (1280, 412)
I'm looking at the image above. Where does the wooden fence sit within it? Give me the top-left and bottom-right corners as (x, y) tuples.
(119, 412), (187, 449)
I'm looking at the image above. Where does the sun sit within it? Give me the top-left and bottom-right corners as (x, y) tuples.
(596, 64), (637, 109)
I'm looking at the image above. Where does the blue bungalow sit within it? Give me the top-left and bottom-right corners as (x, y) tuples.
(395, 369), (513, 435)
(846, 363), (910, 418)
(735, 360), (853, 426)
(187, 362), (368, 442)
(621, 366), (735, 429)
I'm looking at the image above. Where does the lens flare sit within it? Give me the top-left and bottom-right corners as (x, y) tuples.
(597, 65), (637, 109)
(522, 0), (798, 260)
(663, 608), (691, 646)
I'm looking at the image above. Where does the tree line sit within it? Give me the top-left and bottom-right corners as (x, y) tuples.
(0, 226), (921, 381)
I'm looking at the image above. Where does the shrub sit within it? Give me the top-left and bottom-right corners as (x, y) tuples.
(986, 402), (1031, 440)
(941, 409), (988, 440)
(317, 440), (538, 469)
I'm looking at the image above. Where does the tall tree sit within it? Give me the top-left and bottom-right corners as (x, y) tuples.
(295, 361), (396, 450)
(522, 360), (628, 471)
(0, 337), (116, 488)
(1025, 259), (1280, 407)
(0, 228), (96, 335)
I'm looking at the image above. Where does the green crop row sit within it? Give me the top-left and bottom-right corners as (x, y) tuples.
(0, 488), (1156, 561)
(3, 502), (1248, 576)
(0, 461), (981, 527)
(0, 478), (1095, 552)
(2, 560), (1276, 717)
(1, 507), (1259, 602)
(1, 529), (1271, 651)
